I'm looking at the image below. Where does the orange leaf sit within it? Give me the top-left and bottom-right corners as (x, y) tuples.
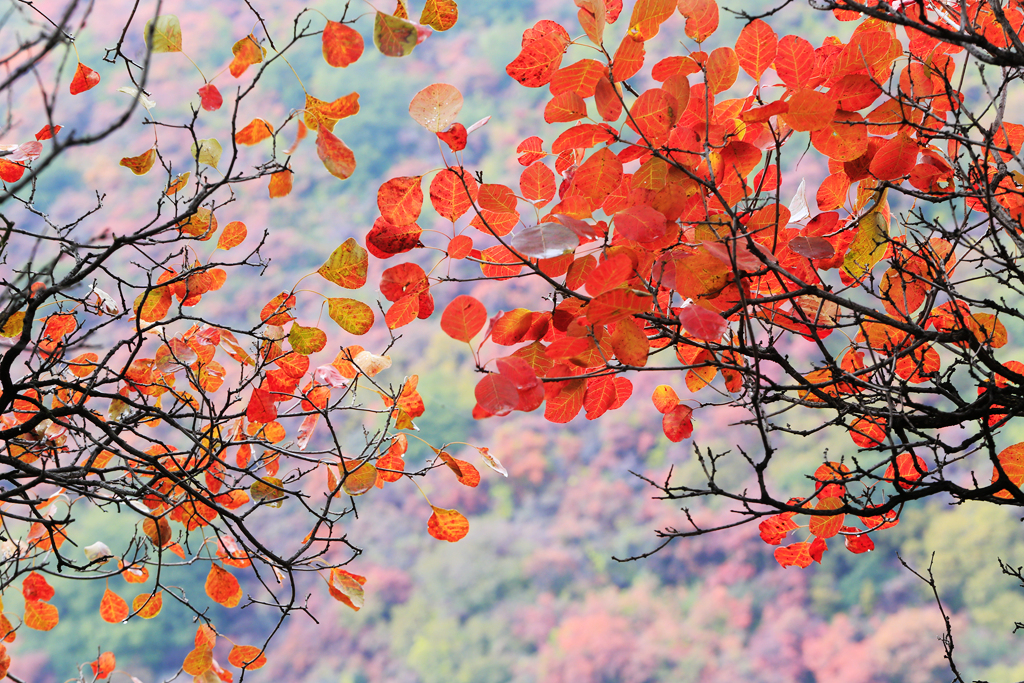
(205, 564), (242, 608)
(735, 19), (777, 80)
(991, 442), (1024, 499)
(90, 652), (116, 680)
(808, 497), (845, 539)
(505, 21), (569, 87)
(100, 587), (129, 623)
(316, 127), (356, 180)
(677, 0), (719, 42)
(550, 58), (607, 97)
(427, 506), (469, 541)
(217, 221), (247, 250)
(268, 170), (293, 198)
(651, 385), (679, 413)
(24, 599), (58, 630)
(704, 47), (738, 94)
(229, 34), (263, 77)
(235, 118), (274, 145)
(782, 90), (836, 132)
(119, 148), (156, 175)
(628, 0), (676, 40)
(774, 541), (813, 568)
(132, 591), (163, 619)
(182, 646), (213, 676)
(70, 62), (100, 95)
(378, 176), (424, 226)
(322, 21), (364, 67)
(430, 167), (478, 221)
(228, 645), (268, 670)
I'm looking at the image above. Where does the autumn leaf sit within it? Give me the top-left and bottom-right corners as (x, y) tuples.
(90, 651), (116, 679)
(228, 645), (268, 670)
(328, 298), (375, 335)
(427, 506), (469, 541)
(143, 15), (182, 52)
(319, 238), (368, 288)
(99, 587), (129, 623)
(70, 63), (100, 95)
(191, 138), (222, 168)
(323, 21), (364, 67)
(316, 127), (357, 180)
(409, 83), (463, 132)
(439, 295), (486, 342)
(374, 12), (418, 57)
(991, 442), (1024, 499)
(229, 34), (264, 77)
(420, 0), (459, 31)
(341, 459), (378, 496)
(197, 83), (222, 111)
(24, 599), (59, 631)
(378, 176), (424, 225)
(235, 118), (274, 145)
(119, 148), (156, 175)
(132, 591), (163, 619)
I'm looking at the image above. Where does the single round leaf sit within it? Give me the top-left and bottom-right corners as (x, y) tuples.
(24, 600), (59, 631)
(679, 305), (727, 341)
(374, 12), (418, 57)
(205, 564), (242, 608)
(323, 21), (364, 67)
(427, 506), (469, 542)
(474, 374), (520, 416)
(288, 323), (327, 355)
(341, 460), (378, 496)
(440, 295), (487, 342)
(328, 298), (375, 335)
(143, 15), (183, 52)
(100, 587), (129, 623)
(132, 591), (163, 619)
(228, 645), (268, 671)
(409, 83), (463, 133)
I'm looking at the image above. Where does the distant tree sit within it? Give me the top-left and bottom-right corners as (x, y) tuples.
(0, 0), (486, 679)
(371, 0), (1024, 675)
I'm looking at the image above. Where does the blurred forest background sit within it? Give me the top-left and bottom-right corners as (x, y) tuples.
(3, 0), (1024, 681)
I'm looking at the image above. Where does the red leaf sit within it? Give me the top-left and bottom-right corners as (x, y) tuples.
(678, 305), (727, 341)
(378, 176), (424, 226)
(441, 295), (487, 342)
(437, 122), (468, 151)
(23, 572), (55, 601)
(758, 514), (799, 545)
(475, 374), (520, 416)
(70, 62), (100, 95)
(842, 527), (875, 554)
(662, 403), (694, 442)
(614, 204), (667, 243)
(198, 84), (223, 111)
